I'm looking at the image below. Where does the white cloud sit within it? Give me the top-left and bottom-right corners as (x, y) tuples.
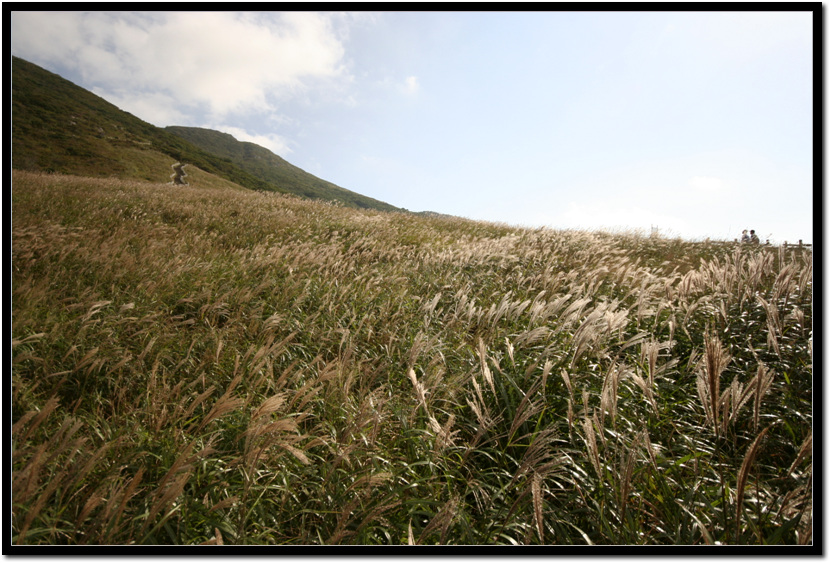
(11, 11), (350, 122)
(402, 75), (420, 95)
(97, 89), (188, 127)
(212, 126), (293, 156)
(11, 11), (86, 63)
(372, 74), (421, 98)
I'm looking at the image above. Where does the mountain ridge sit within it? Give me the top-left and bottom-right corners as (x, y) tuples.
(11, 56), (402, 212)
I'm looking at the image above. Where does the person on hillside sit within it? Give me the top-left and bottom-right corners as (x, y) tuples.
(750, 230), (760, 244)
(741, 230), (750, 243)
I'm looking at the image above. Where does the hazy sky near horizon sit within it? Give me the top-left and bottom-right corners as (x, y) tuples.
(11, 10), (815, 243)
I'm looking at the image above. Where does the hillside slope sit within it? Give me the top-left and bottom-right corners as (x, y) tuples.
(166, 126), (401, 212)
(11, 56), (400, 211)
(11, 169), (812, 545)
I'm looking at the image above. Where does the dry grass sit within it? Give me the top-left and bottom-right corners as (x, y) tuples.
(11, 170), (812, 546)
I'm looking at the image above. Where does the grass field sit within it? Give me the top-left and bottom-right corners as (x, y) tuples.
(11, 170), (812, 545)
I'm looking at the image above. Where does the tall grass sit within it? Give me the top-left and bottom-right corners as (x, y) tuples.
(11, 170), (812, 545)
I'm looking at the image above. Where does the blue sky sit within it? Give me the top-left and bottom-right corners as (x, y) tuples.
(11, 10), (814, 243)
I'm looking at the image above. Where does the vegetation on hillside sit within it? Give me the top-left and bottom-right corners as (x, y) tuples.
(166, 126), (401, 212)
(11, 56), (399, 212)
(11, 170), (812, 546)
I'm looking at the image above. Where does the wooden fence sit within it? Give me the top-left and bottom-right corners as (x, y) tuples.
(779, 240), (813, 251)
(731, 238), (813, 251)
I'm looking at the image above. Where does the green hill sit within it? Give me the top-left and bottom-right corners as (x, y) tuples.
(11, 56), (400, 211)
(166, 126), (400, 211)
